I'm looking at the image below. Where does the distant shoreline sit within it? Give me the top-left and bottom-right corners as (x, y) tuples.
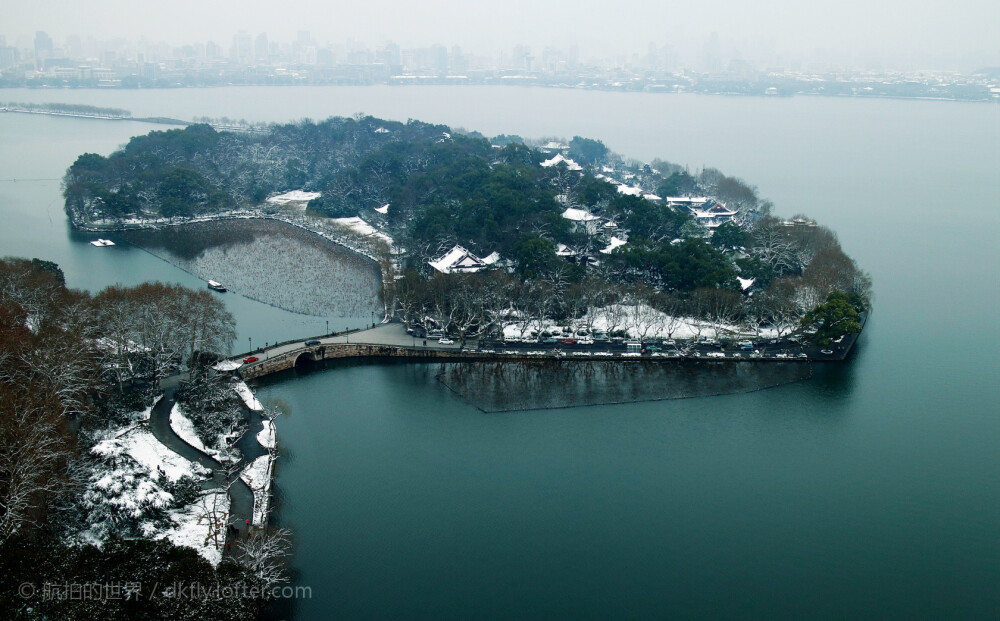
(1, 105), (189, 126)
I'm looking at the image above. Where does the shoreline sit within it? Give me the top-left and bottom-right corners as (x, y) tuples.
(234, 321), (865, 385)
(2, 105), (189, 126)
(120, 222), (378, 320)
(73, 210), (392, 317)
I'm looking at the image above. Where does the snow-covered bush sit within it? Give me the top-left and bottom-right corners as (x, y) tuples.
(175, 371), (246, 451)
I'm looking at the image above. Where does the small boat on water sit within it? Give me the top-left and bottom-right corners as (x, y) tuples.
(207, 280), (227, 292)
(89, 238), (115, 247)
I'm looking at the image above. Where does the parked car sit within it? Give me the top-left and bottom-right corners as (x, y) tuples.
(645, 345), (662, 352)
(739, 342), (754, 351)
(560, 338), (577, 344)
(542, 337), (558, 344)
(438, 338), (454, 345)
(305, 339), (321, 346)
(243, 356), (259, 364)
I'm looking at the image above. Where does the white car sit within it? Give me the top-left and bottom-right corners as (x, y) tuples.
(438, 338), (454, 344)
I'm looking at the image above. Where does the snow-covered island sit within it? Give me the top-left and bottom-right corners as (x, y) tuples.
(63, 114), (869, 357)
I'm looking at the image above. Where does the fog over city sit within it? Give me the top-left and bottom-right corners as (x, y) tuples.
(5, 0), (1000, 70)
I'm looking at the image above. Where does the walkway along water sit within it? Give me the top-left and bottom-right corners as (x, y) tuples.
(147, 380), (268, 552)
(235, 321), (865, 382)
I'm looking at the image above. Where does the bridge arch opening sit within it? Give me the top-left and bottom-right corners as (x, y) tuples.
(294, 350), (322, 369)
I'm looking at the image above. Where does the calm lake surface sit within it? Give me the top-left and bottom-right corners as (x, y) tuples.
(1, 87), (998, 619)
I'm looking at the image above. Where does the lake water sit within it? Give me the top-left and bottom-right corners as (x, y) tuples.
(1, 87), (998, 619)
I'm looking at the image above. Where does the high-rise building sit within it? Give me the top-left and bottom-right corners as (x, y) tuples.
(34, 31), (53, 69)
(0, 45), (19, 71)
(254, 32), (268, 62)
(232, 30), (253, 64)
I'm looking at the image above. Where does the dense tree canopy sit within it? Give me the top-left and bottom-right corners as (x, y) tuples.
(800, 291), (864, 346)
(62, 115), (870, 344)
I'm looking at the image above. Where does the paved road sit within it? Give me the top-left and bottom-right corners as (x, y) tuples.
(235, 321), (848, 369)
(255, 323), (460, 357)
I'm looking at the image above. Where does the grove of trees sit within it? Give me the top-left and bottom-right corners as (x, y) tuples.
(0, 258), (278, 618)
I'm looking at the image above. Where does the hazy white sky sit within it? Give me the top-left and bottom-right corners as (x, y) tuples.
(5, 0), (999, 69)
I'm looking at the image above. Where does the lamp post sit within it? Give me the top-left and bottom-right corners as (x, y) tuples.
(326, 320), (329, 336)
(346, 327), (349, 344)
(249, 336), (252, 353)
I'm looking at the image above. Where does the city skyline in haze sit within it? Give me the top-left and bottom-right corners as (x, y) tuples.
(3, 0), (999, 72)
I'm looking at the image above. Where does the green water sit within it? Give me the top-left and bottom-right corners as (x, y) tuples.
(1, 89), (998, 618)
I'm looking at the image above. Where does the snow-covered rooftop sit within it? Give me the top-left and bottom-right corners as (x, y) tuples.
(429, 245), (496, 274)
(738, 277), (755, 291)
(666, 196), (709, 204)
(561, 207), (601, 222)
(616, 184), (644, 196)
(213, 359), (242, 372)
(374, 203), (389, 214)
(541, 153), (583, 171)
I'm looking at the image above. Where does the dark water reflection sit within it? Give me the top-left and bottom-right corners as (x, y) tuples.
(436, 360), (814, 412)
(122, 220), (261, 260)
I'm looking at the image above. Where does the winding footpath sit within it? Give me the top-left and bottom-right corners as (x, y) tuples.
(147, 383), (262, 541)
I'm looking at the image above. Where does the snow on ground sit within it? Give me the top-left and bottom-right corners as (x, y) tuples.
(161, 490), (229, 566)
(374, 203), (389, 214)
(84, 402), (225, 564)
(241, 455), (274, 525)
(331, 216), (394, 246)
(266, 190), (321, 206)
(169, 404), (226, 460)
(600, 236), (627, 254)
(501, 304), (780, 341)
(234, 380), (264, 411)
(93, 425), (211, 482)
(257, 419), (276, 449)
(169, 403), (209, 454)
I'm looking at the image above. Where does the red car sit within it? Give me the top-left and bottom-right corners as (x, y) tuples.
(559, 338), (577, 344)
(243, 355), (259, 364)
